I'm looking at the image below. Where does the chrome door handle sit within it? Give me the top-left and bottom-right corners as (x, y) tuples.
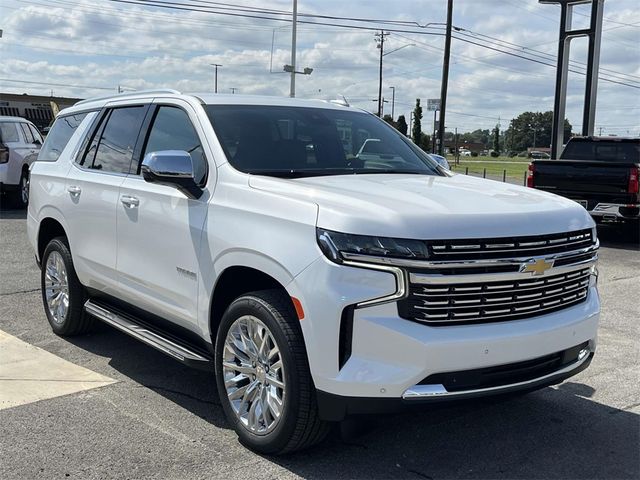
(67, 185), (82, 196)
(121, 195), (140, 208)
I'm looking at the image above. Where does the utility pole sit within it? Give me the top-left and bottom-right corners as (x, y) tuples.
(210, 63), (222, 93)
(432, 109), (438, 153)
(455, 127), (459, 165)
(289, 0), (298, 97)
(230, 87), (238, 94)
(389, 86), (396, 120)
(375, 31), (389, 117)
(599, 126), (603, 136)
(438, 0), (453, 156)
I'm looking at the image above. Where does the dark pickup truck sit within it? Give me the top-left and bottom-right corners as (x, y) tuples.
(528, 137), (639, 226)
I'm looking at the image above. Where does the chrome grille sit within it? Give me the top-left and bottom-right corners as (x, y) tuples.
(400, 268), (591, 325)
(426, 229), (594, 260)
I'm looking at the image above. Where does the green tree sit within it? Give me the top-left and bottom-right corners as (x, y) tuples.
(396, 115), (408, 136)
(504, 111), (572, 153)
(492, 123), (501, 154)
(419, 132), (431, 151)
(382, 114), (395, 127)
(412, 99), (422, 144)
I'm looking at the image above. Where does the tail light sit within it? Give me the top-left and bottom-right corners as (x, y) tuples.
(526, 163), (535, 188)
(629, 166), (639, 194)
(0, 144), (9, 164)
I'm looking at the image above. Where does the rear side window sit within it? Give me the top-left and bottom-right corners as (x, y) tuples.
(20, 124), (35, 144)
(142, 106), (207, 184)
(84, 106), (146, 174)
(29, 124), (43, 144)
(0, 122), (20, 143)
(39, 113), (88, 162)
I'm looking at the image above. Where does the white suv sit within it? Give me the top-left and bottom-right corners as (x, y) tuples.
(1, 116), (43, 208)
(28, 90), (600, 454)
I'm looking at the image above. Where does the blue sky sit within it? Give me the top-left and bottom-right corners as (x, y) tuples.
(1, 0), (638, 135)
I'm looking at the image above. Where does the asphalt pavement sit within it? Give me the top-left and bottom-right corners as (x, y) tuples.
(1, 204), (638, 480)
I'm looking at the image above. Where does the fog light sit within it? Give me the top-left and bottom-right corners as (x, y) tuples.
(578, 348), (589, 361)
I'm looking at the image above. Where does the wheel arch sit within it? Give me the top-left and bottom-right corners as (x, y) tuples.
(37, 216), (68, 263)
(209, 265), (296, 342)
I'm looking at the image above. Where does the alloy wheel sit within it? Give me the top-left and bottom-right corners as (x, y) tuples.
(44, 251), (69, 324)
(222, 315), (286, 435)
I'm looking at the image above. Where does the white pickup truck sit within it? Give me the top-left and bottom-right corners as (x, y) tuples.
(28, 90), (600, 454)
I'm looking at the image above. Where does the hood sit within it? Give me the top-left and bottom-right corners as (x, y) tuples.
(248, 173), (594, 239)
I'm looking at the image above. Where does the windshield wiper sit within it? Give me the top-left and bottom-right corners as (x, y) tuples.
(249, 168), (432, 178)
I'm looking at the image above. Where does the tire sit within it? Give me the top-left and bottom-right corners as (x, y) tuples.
(215, 289), (329, 454)
(12, 169), (29, 209)
(41, 237), (94, 336)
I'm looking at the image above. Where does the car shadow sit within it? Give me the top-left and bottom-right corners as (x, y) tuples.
(66, 324), (639, 479)
(596, 223), (639, 250)
(0, 202), (27, 219)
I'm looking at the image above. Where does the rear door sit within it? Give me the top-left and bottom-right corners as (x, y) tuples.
(116, 99), (211, 331)
(64, 104), (149, 293)
(0, 121), (28, 186)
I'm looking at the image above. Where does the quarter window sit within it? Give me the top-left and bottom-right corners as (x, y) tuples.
(0, 122), (20, 143)
(39, 113), (88, 162)
(87, 106), (146, 174)
(20, 124), (35, 144)
(142, 106), (207, 185)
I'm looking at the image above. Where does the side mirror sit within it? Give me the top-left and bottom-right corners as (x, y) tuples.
(141, 150), (202, 198)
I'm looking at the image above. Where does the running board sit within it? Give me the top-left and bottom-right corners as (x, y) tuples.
(84, 300), (213, 370)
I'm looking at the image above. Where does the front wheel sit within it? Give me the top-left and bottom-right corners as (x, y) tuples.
(215, 290), (329, 454)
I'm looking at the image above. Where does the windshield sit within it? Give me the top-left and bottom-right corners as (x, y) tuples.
(205, 105), (440, 177)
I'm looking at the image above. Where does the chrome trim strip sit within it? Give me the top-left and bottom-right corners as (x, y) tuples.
(84, 300), (210, 364)
(342, 260), (408, 308)
(340, 241), (598, 270)
(402, 347), (591, 400)
(409, 258), (596, 285)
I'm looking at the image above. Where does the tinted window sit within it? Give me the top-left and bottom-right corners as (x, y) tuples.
(142, 106), (207, 184)
(562, 140), (640, 162)
(0, 122), (20, 143)
(90, 106), (146, 174)
(39, 113), (88, 162)
(20, 124), (35, 144)
(205, 105), (440, 177)
(29, 124), (43, 144)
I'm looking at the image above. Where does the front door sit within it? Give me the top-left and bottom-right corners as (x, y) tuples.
(116, 101), (211, 332)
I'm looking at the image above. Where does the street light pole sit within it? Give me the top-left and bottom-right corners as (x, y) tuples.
(289, 0), (298, 98)
(389, 86), (396, 120)
(210, 63), (222, 93)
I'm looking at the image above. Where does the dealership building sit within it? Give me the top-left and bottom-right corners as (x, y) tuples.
(0, 92), (82, 131)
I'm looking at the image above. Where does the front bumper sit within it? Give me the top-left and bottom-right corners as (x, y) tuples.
(287, 256), (600, 420)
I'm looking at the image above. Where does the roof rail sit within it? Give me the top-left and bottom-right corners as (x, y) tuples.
(74, 89), (181, 106)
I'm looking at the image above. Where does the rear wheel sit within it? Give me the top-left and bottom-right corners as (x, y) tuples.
(11, 169), (29, 209)
(215, 289), (329, 454)
(41, 237), (94, 336)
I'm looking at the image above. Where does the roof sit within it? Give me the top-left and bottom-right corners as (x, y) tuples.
(0, 116), (35, 123)
(63, 89), (359, 115)
(569, 136), (639, 143)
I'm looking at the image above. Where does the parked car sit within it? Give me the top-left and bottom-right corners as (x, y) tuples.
(0, 116), (43, 208)
(28, 90), (600, 454)
(427, 153), (450, 169)
(528, 136), (639, 226)
(530, 151), (551, 159)
(459, 149), (472, 157)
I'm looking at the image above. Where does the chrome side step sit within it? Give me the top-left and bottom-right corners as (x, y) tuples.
(84, 300), (213, 370)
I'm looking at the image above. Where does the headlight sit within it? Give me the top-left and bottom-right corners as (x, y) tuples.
(317, 228), (429, 264)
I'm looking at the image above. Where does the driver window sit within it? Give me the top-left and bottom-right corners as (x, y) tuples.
(142, 106), (207, 185)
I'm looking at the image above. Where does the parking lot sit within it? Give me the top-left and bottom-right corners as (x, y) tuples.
(1, 205), (638, 480)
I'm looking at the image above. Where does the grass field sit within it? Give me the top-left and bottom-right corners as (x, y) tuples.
(447, 156), (530, 185)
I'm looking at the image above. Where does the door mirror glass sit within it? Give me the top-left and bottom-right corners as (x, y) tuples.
(141, 150), (202, 198)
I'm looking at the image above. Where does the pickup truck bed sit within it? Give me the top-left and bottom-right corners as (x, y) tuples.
(530, 137), (639, 224)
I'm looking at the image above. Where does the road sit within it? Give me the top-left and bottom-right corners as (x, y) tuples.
(1, 206), (638, 480)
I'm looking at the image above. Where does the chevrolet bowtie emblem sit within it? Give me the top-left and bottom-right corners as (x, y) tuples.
(520, 258), (554, 276)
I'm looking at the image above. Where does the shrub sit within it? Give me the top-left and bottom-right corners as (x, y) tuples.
(490, 151), (500, 157)
(470, 151), (479, 157)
